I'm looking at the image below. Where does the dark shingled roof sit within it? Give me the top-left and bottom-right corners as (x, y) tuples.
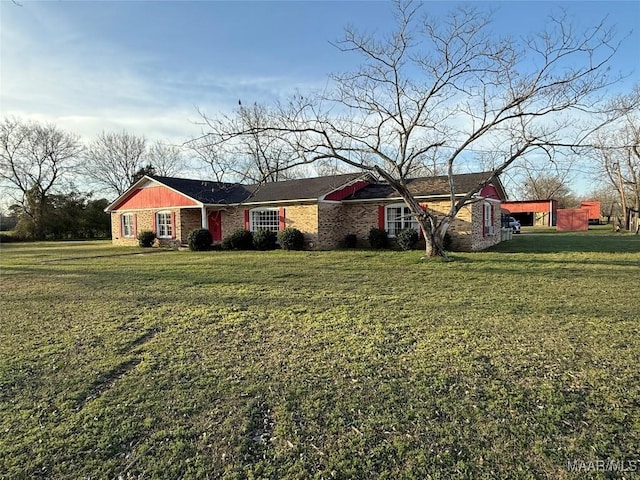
(149, 176), (251, 204)
(346, 172), (505, 200)
(244, 173), (366, 203)
(149, 172), (367, 205)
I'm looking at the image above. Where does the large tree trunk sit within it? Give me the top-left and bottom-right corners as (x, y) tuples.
(418, 216), (451, 258)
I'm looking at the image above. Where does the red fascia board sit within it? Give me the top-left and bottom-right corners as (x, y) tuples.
(501, 200), (557, 213)
(324, 180), (371, 201)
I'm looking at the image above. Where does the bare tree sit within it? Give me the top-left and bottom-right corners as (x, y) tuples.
(520, 173), (579, 208)
(147, 141), (187, 177)
(81, 131), (147, 198)
(591, 86), (640, 231)
(585, 185), (622, 225)
(198, 2), (625, 256)
(192, 102), (302, 183)
(0, 117), (82, 239)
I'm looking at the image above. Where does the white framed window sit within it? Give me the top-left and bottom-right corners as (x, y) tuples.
(156, 211), (173, 238)
(250, 208), (280, 232)
(121, 213), (134, 237)
(483, 202), (495, 236)
(385, 203), (418, 237)
(483, 203), (492, 228)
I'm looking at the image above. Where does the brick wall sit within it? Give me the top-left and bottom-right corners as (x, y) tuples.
(282, 204), (319, 246)
(469, 200), (502, 251)
(328, 199), (499, 251)
(180, 209), (203, 244)
(110, 210), (156, 246)
(221, 207), (246, 239)
(111, 208), (202, 247)
(221, 203), (320, 246)
(110, 198), (502, 251)
(318, 202), (380, 248)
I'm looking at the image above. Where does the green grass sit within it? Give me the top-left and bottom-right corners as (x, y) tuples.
(1, 233), (639, 479)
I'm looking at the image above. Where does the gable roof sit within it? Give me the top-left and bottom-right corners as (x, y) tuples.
(105, 172), (369, 211)
(346, 172), (506, 201)
(244, 173), (367, 204)
(148, 176), (250, 204)
(106, 171), (506, 212)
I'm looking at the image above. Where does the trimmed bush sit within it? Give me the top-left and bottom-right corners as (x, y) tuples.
(252, 229), (278, 250)
(277, 227), (305, 251)
(368, 228), (388, 249)
(396, 227), (419, 250)
(443, 232), (453, 251)
(0, 233), (20, 243)
(343, 233), (357, 249)
(221, 229), (253, 250)
(187, 229), (213, 251)
(137, 230), (156, 248)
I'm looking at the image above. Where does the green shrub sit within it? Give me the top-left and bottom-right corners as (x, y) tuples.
(343, 233), (357, 249)
(187, 229), (213, 251)
(396, 228), (419, 250)
(252, 229), (278, 250)
(277, 227), (305, 250)
(221, 229), (254, 250)
(0, 233), (20, 243)
(443, 232), (453, 251)
(137, 230), (156, 248)
(368, 228), (388, 249)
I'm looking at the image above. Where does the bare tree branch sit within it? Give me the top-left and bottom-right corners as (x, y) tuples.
(195, 0), (627, 256)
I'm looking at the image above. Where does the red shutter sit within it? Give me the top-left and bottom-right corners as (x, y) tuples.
(133, 214), (138, 238)
(279, 207), (286, 231)
(378, 205), (385, 230)
(152, 212), (156, 233)
(171, 211), (176, 239)
(244, 209), (250, 230)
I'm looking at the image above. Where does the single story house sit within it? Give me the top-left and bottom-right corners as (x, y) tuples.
(104, 172), (506, 251)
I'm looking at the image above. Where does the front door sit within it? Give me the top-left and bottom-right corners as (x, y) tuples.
(208, 211), (222, 242)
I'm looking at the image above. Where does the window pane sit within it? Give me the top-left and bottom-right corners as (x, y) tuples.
(157, 212), (172, 237)
(122, 214), (135, 237)
(251, 210), (279, 232)
(386, 205), (418, 236)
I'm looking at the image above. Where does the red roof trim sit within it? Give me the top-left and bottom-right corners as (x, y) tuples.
(324, 180), (371, 201)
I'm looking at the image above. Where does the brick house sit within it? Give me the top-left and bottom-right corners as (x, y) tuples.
(104, 172), (506, 251)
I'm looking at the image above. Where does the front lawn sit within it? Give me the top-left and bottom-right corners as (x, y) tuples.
(1, 233), (638, 479)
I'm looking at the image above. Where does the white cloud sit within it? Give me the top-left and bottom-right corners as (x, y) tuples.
(0, 3), (323, 144)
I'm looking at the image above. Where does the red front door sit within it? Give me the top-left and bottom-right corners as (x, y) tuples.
(208, 211), (222, 242)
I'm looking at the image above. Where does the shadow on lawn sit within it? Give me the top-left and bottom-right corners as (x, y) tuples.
(489, 232), (640, 254)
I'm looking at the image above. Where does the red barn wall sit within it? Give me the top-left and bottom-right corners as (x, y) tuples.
(580, 201), (601, 221)
(557, 209), (589, 231)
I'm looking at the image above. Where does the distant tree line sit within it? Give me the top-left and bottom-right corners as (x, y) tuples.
(0, 118), (188, 240)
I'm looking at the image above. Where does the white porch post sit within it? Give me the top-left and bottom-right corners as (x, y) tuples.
(201, 206), (208, 229)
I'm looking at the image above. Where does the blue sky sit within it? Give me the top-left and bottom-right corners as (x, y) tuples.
(1, 0), (639, 191)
